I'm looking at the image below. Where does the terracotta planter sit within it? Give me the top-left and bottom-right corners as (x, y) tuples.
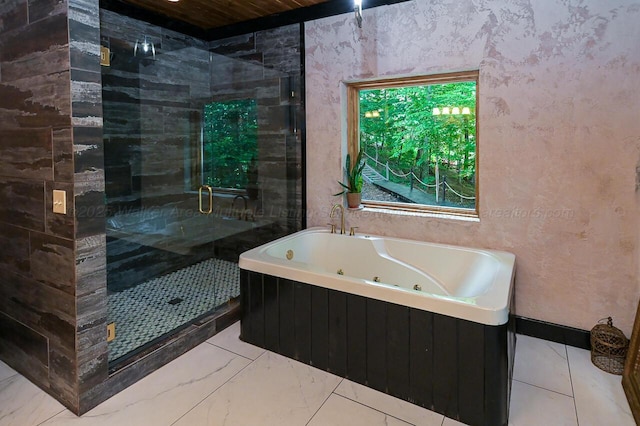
(346, 192), (362, 209)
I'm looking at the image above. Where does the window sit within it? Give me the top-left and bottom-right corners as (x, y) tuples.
(347, 71), (478, 216)
(202, 99), (258, 191)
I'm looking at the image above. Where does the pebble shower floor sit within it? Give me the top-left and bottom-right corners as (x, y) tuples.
(108, 258), (240, 361)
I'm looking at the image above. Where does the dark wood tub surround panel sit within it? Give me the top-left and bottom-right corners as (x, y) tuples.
(240, 270), (515, 426)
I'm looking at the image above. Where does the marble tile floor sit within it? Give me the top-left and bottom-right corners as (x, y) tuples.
(0, 325), (634, 426)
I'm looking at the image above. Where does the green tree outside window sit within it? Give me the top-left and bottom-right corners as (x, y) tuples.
(203, 99), (258, 190)
(358, 78), (477, 210)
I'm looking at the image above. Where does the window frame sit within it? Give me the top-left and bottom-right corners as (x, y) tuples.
(346, 70), (480, 218)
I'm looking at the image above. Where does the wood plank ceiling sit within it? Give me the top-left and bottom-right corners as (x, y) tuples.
(121, 0), (332, 30)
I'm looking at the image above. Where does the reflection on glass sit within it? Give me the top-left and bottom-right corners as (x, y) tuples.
(101, 9), (303, 365)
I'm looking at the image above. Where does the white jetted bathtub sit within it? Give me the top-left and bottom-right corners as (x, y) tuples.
(239, 227), (517, 425)
(239, 226), (515, 325)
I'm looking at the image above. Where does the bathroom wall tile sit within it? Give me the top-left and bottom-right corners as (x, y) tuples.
(0, 360), (17, 383)
(76, 274), (107, 379)
(0, 0), (76, 414)
(567, 346), (634, 426)
(173, 351), (342, 426)
(308, 394), (412, 426)
(74, 174), (105, 239)
(105, 236), (209, 291)
(68, 0), (101, 73)
(49, 343), (78, 410)
(0, 45), (69, 82)
(74, 126), (104, 173)
(0, 271), (75, 351)
(0, 177), (45, 232)
(103, 74), (139, 102)
(0, 13), (68, 63)
(30, 231), (75, 295)
(76, 273), (106, 336)
(28, 0), (67, 23)
(77, 324), (108, 399)
(71, 71), (103, 121)
(0, 73), (72, 129)
(209, 33), (255, 55)
(75, 191), (106, 237)
(99, 9), (211, 233)
(53, 128), (74, 182)
(43, 343), (250, 425)
(508, 380), (577, 426)
(76, 234), (107, 396)
(258, 105), (291, 133)
(161, 108), (191, 136)
(0, 223), (30, 275)
(0, 374), (66, 426)
(206, 320), (265, 360)
(146, 55), (209, 91)
(334, 379), (444, 426)
(0, 0), (27, 35)
(0, 128), (53, 180)
(209, 55), (263, 86)
(256, 24), (301, 75)
(137, 105), (167, 135)
(513, 335), (573, 396)
(255, 79), (280, 104)
(76, 234), (107, 296)
(161, 28), (208, 53)
(0, 312), (49, 387)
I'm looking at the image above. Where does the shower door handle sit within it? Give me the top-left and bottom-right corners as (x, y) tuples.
(198, 185), (213, 214)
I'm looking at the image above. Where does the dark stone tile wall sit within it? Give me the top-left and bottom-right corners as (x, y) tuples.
(100, 9), (209, 211)
(0, 0), (108, 414)
(0, 0), (79, 411)
(69, 0), (109, 413)
(209, 25), (304, 232)
(0, 0), (303, 416)
(100, 16), (304, 292)
(100, 10), (212, 290)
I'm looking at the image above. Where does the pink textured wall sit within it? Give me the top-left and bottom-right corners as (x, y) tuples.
(305, 1), (640, 335)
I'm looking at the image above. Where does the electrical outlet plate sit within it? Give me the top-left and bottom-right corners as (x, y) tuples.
(52, 190), (66, 214)
(107, 323), (115, 342)
(100, 46), (110, 66)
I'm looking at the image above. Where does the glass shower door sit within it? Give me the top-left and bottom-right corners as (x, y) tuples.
(102, 39), (226, 363)
(102, 12), (304, 365)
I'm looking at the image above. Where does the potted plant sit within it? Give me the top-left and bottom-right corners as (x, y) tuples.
(334, 150), (365, 208)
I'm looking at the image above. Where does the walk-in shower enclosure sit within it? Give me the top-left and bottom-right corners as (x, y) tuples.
(101, 10), (304, 364)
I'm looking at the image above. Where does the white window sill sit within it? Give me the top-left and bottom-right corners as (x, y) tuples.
(358, 206), (480, 222)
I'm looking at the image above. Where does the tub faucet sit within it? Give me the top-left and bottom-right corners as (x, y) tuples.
(330, 203), (345, 235)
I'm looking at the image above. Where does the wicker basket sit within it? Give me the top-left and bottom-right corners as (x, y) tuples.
(590, 317), (629, 375)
